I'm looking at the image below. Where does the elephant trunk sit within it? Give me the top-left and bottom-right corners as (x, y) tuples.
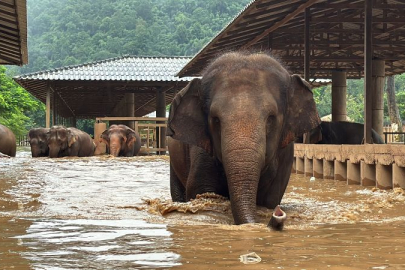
(109, 143), (121, 157)
(49, 146), (60, 158)
(221, 122), (266, 225)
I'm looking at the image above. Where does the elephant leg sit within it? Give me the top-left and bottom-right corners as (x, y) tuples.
(170, 163), (186, 202)
(185, 147), (228, 201)
(257, 143), (294, 208)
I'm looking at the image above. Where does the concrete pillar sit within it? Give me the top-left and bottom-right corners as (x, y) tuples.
(361, 162), (376, 187)
(372, 60), (385, 138)
(305, 157), (313, 177)
(347, 162), (361, 185)
(94, 121), (107, 155)
(292, 158), (296, 173)
(313, 159), (323, 179)
(323, 160), (334, 179)
(331, 70), (347, 122)
(334, 160), (347, 181)
(156, 89), (166, 155)
(125, 93), (135, 129)
(393, 164), (405, 188)
(296, 157), (305, 174)
(376, 164), (392, 189)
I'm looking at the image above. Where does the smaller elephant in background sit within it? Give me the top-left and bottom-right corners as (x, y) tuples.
(47, 126), (95, 158)
(100, 124), (141, 157)
(0, 124), (16, 157)
(28, 127), (50, 157)
(307, 121), (385, 144)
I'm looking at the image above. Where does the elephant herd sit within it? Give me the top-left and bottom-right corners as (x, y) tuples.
(0, 124), (141, 158)
(0, 51), (386, 229)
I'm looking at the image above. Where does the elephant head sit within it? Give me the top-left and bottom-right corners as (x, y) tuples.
(46, 126), (77, 158)
(28, 128), (50, 157)
(167, 52), (320, 224)
(100, 124), (138, 157)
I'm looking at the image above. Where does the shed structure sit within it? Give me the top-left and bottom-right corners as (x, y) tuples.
(14, 55), (193, 128)
(0, 0), (28, 65)
(178, 0), (405, 143)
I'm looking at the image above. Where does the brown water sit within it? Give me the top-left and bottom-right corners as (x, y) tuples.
(1, 147), (405, 269)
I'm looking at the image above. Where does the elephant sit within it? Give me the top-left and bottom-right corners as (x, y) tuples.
(0, 124), (16, 157)
(167, 51), (320, 225)
(28, 127), (50, 157)
(305, 121), (385, 144)
(47, 126), (95, 158)
(100, 124), (141, 157)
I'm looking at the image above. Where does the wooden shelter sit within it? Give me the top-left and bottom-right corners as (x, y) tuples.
(178, 0), (405, 143)
(14, 56), (193, 127)
(0, 0), (27, 65)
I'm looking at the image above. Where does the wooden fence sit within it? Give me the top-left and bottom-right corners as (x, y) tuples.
(383, 126), (405, 144)
(95, 117), (168, 154)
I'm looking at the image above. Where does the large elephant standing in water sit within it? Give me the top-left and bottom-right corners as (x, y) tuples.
(0, 124), (16, 157)
(28, 127), (50, 157)
(47, 126), (95, 158)
(100, 124), (141, 157)
(307, 121), (385, 144)
(167, 52), (320, 225)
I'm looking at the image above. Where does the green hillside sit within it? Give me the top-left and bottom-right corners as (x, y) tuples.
(20, 0), (250, 74)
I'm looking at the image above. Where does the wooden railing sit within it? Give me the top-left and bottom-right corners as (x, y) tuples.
(383, 126), (405, 144)
(95, 117), (168, 154)
(17, 135), (29, 146)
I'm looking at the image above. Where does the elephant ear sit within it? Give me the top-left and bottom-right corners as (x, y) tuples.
(281, 74), (321, 148)
(100, 129), (110, 146)
(125, 128), (137, 147)
(167, 78), (212, 155)
(67, 130), (78, 148)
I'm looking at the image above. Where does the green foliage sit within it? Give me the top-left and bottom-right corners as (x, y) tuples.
(15, 0), (250, 74)
(0, 66), (45, 136)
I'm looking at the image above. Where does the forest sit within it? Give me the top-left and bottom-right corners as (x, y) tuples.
(1, 0), (405, 136)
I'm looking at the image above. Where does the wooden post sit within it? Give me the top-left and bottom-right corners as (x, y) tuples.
(304, 8), (310, 82)
(332, 70), (347, 122)
(46, 87), (51, 128)
(52, 92), (56, 126)
(364, 0), (373, 143)
(156, 89), (166, 155)
(125, 93), (135, 129)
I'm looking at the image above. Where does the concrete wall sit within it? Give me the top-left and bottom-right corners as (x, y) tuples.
(294, 144), (405, 189)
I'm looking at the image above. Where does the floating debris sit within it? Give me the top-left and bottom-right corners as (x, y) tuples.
(239, 252), (261, 264)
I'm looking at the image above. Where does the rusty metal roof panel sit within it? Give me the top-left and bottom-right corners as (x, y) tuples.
(15, 55), (194, 82)
(0, 0), (28, 65)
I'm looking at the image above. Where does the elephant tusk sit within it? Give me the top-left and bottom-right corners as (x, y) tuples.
(268, 205), (287, 231)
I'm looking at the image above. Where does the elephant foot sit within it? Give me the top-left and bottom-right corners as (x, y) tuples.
(268, 205), (286, 231)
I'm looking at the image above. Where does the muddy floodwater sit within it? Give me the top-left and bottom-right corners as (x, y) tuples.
(1, 147), (405, 269)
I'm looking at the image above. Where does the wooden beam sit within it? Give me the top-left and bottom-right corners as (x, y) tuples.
(304, 8), (310, 81)
(364, 0), (373, 143)
(243, 0), (321, 49)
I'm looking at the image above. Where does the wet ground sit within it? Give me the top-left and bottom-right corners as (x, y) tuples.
(1, 147), (405, 269)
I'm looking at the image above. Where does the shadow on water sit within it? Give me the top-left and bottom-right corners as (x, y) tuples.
(0, 147), (405, 269)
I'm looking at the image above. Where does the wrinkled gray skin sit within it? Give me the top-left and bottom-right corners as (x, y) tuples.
(47, 126), (95, 158)
(304, 121), (385, 144)
(28, 127), (50, 157)
(167, 52), (320, 225)
(100, 124), (141, 157)
(0, 124), (16, 157)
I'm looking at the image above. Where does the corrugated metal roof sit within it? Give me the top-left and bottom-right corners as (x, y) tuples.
(178, 0), (405, 80)
(14, 56), (195, 118)
(0, 0), (28, 65)
(16, 55), (193, 81)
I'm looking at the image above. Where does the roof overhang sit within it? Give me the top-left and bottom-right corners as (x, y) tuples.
(178, 0), (405, 82)
(0, 0), (28, 66)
